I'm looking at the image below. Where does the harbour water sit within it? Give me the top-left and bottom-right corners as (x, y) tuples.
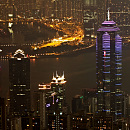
(0, 45), (130, 106)
(0, 22), (130, 106)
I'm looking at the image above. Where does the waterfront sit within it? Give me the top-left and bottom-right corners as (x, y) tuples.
(0, 21), (129, 107)
(0, 45), (130, 106)
(0, 21), (91, 59)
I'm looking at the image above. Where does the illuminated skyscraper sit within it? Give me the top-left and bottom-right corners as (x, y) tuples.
(37, 72), (67, 129)
(96, 11), (122, 121)
(46, 72), (66, 114)
(9, 49), (31, 116)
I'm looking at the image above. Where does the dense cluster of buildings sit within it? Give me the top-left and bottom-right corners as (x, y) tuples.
(0, 10), (129, 129)
(0, 0), (129, 130)
(0, 0), (129, 41)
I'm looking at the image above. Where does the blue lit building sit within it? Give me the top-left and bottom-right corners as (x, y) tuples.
(96, 18), (122, 121)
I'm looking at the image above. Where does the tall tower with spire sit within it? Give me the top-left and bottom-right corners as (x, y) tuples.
(96, 9), (122, 121)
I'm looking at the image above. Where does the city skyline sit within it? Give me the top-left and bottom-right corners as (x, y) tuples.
(0, 0), (129, 129)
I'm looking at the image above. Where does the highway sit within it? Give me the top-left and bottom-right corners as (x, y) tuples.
(32, 20), (84, 50)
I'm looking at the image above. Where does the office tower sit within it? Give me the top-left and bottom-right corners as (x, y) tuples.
(70, 0), (83, 22)
(0, 97), (6, 130)
(83, 0), (97, 43)
(46, 72), (66, 114)
(93, 113), (113, 129)
(8, 0), (35, 18)
(42, 0), (54, 18)
(48, 114), (67, 129)
(72, 114), (94, 129)
(0, 0), (7, 20)
(38, 72), (66, 130)
(122, 92), (130, 125)
(9, 49), (31, 117)
(96, 11), (122, 121)
(96, 0), (109, 27)
(22, 116), (40, 130)
(109, 0), (130, 42)
(72, 95), (84, 114)
(81, 88), (97, 113)
(38, 83), (51, 130)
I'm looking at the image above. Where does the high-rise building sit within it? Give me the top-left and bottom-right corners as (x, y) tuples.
(96, 11), (122, 121)
(83, 0), (97, 43)
(9, 49), (31, 117)
(37, 72), (67, 129)
(97, 0), (108, 27)
(81, 88), (97, 113)
(72, 95), (84, 114)
(109, 0), (130, 42)
(0, 0), (7, 20)
(38, 83), (51, 130)
(48, 113), (67, 130)
(7, 0), (35, 18)
(70, 0), (83, 22)
(46, 72), (66, 114)
(93, 113), (113, 130)
(40, 0), (83, 22)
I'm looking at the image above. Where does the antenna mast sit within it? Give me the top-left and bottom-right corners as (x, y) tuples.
(107, 8), (110, 21)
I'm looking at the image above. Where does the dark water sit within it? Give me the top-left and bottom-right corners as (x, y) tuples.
(0, 46), (130, 106)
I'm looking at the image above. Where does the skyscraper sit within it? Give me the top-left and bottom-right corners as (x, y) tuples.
(96, 11), (122, 121)
(46, 72), (66, 114)
(38, 83), (51, 130)
(9, 49), (31, 117)
(39, 72), (67, 130)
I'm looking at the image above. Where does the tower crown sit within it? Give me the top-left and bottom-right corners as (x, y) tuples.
(51, 72), (66, 84)
(97, 21), (119, 32)
(12, 49), (27, 59)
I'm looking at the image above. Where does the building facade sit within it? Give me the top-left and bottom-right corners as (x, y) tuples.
(83, 0), (97, 43)
(46, 72), (66, 114)
(9, 49), (31, 117)
(109, 0), (130, 42)
(96, 17), (122, 121)
(0, 97), (6, 130)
